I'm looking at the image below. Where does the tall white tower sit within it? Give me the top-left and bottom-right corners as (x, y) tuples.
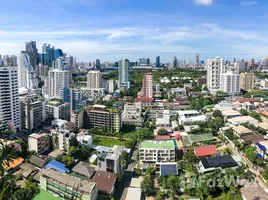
(118, 58), (130, 89)
(0, 66), (20, 130)
(87, 70), (102, 88)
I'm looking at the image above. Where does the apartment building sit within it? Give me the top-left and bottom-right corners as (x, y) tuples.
(81, 87), (105, 102)
(139, 140), (176, 163)
(28, 133), (51, 154)
(240, 72), (255, 91)
(122, 102), (143, 127)
(45, 100), (70, 122)
(84, 105), (122, 132)
(87, 70), (102, 88)
(70, 109), (83, 128)
(40, 168), (98, 200)
(220, 70), (240, 94)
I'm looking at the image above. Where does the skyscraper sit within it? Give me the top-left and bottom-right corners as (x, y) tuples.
(141, 72), (153, 98)
(54, 49), (64, 60)
(240, 72), (255, 91)
(10, 55), (17, 66)
(59, 87), (83, 111)
(17, 53), (39, 93)
(207, 57), (227, 92)
(118, 58), (130, 89)
(25, 41), (39, 68)
(173, 57), (177, 68)
(0, 66), (20, 130)
(96, 59), (101, 69)
(42, 44), (55, 67)
(156, 56), (160, 67)
(196, 53), (199, 67)
(65, 55), (74, 83)
(43, 69), (69, 97)
(87, 70), (102, 88)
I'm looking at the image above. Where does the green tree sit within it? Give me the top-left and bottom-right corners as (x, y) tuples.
(263, 163), (268, 181)
(213, 110), (223, 118)
(68, 146), (81, 158)
(157, 129), (168, 135)
(62, 155), (76, 169)
(69, 136), (79, 147)
(182, 150), (198, 164)
(249, 111), (262, 121)
(239, 108), (248, 116)
(167, 175), (180, 195)
(141, 175), (156, 196)
(0, 123), (13, 139)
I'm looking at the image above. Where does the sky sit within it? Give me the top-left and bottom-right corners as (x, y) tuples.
(0, 0), (268, 63)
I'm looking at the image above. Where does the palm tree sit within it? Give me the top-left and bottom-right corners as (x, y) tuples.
(0, 141), (19, 175)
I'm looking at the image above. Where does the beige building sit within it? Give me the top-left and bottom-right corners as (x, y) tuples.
(28, 133), (50, 154)
(240, 72), (255, 91)
(261, 79), (268, 88)
(70, 109), (83, 128)
(87, 70), (102, 88)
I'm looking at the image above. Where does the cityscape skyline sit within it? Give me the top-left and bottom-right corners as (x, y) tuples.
(0, 0), (267, 62)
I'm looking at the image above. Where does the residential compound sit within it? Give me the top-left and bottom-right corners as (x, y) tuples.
(40, 168), (98, 200)
(139, 140), (176, 163)
(84, 105), (122, 132)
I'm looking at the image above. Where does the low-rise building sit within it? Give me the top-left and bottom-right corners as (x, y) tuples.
(28, 133), (50, 154)
(227, 116), (259, 126)
(193, 145), (219, 158)
(232, 126), (253, 137)
(256, 141), (268, 159)
(71, 161), (95, 179)
(139, 140), (176, 163)
(178, 110), (207, 125)
(40, 168), (98, 200)
(77, 135), (93, 147)
(91, 171), (116, 199)
(199, 155), (239, 174)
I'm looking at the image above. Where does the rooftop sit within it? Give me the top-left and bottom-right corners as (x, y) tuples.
(4, 157), (24, 170)
(42, 169), (96, 194)
(29, 155), (47, 168)
(159, 162), (178, 176)
(29, 133), (48, 139)
(257, 141), (268, 151)
(91, 171), (116, 195)
(233, 98), (259, 103)
(258, 122), (268, 130)
(71, 161), (95, 179)
(182, 133), (216, 146)
(194, 145), (219, 157)
(33, 189), (60, 200)
(232, 126), (252, 135)
(140, 140), (175, 149)
(241, 134), (264, 143)
(45, 160), (69, 173)
(130, 177), (143, 188)
(48, 149), (64, 158)
(227, 116), (258, 124)
(221, 109), (241, 117)
(126, 188), (141, 200)
(201, 155), (238, 169)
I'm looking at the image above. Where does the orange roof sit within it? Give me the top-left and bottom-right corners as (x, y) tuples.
(4, 157), (24, 170)
(257, 110), (268, 117)
(233, 98), (259, 103)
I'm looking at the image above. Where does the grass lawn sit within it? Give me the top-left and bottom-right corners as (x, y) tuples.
(93, 136), (127, 147)
(34, 189), (60, 200)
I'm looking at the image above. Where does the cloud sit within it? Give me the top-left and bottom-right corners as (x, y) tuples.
(195, 0), (213, 6)
(241, 1), (258, 6)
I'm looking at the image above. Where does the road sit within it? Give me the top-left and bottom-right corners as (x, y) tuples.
(114, 147), (138, 200)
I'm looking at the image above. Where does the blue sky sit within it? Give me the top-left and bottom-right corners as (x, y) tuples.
(0, 0), (267, 62)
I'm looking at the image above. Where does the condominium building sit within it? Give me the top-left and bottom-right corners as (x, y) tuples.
(59, 87), (83, 111)
(84, 105), (122, 132)
(261, 79), (268, 88)
(118, 58), (130, 89)
(0, 66), (20, 130)
(43, 69), (69, 97)
(139, 140), (176, 163)
(45, 101), (70, 122)
(70, 109), (84, 128)
(35, 64), (49, 78)
(206, 57), (227, 92)
(122, 102), (143, 127)
(17, 53), (39, 93)
(28, 133), (50, 154)
(81, 87), (105, 102)
(19, 90), (44, 131)
(220, 70), (240, 94)
(102, 80), (115, 94)
(40, 168), (98, 200)
(240, 72), (255, 91)
(87, 70), (102, 88)
(141, 72), (153, 98)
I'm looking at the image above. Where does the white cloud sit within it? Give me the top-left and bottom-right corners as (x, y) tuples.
(241, 1), (258, 6)
(195, 0), (213, 6)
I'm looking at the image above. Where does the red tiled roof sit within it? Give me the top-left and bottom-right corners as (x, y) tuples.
(134, 97), (154, 102)
(4, 157), (24, 170)
(91, 171), (116, 195)
(233, 98), (259, 103)
(193, 145), (218, 157)
(252, 139), (265, 144)
(257, 110), (268, 117)
(154, 135), (171, 140)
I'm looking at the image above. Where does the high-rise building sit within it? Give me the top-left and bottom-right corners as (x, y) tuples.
(114, 62), (118, 68)
(45, 100), (70, 121)
(35, 64), (49, 78)
(156, 56), (160, 67)
(196, 53), (199, 67)
(87, 70), (102, 88)
(25, 41), (39, 68)
(53, 57), (68, 70)
(19, 91), (44, 131)
(118, 58), (130, 89)
(54, 49), (64, 60)
(234, 60), (247, 73)
(17, 53), (39, 93)
(43, 69), (69, 97)
(42, 44), (55, 67)
(10, 55), (17, 66)
(207, 57), (227, 92)
(240, 72), (255, 91)
(59, 87), (83, 111)
(139, 58), (150, 66)
(141, 72), (153, 98)
(96, 59), (101, 69)
(220, 70), (240, 94)
(0, 66), (20, 130)
(65, 55), (74, 82)
(173, 56), (177, 68)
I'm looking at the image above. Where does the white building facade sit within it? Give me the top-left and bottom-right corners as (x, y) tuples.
(220, 71), (240, 94)
(87, 70), (102, 88)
